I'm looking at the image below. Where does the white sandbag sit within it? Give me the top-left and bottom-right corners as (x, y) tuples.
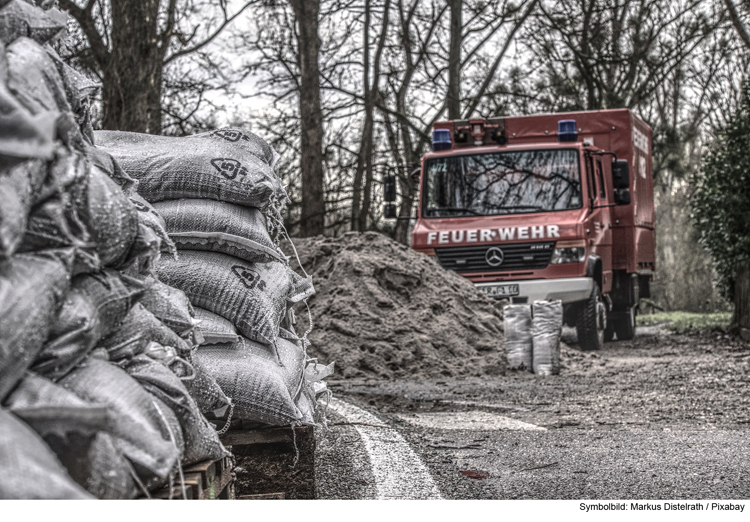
(194, 336), (311, 426)
(503, 304), (533, 372)
(94, 130), (285, 210)
(155, 250), (313, 345)
(154, 199), (284, 263)
(531, 300), (563, 376)
(194, 307), (240, 345)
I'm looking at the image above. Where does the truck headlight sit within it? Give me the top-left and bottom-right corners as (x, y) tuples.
(551, 240), (586, 264)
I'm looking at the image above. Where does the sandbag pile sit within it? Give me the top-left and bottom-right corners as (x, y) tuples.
(503, 300), (563, 375)
(0, 0), (229, 499)
(95, 129), (330, 429)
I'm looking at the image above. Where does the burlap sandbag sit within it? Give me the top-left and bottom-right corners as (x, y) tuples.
(0, 0), (66, 46)
(190, 127), (279, 169)
(124, 354), (229, 465)
(94, 130), (285, 209)
(194, 307), (240, 345)
(139, 276), (196, 335)
(0, 250), (71, 400)
(33, 269), (143, 380)
(5, 36), (70, 114)
(155, 250), (313, 345)
(182, 352), (231, 414)
(131, 194), (175, 256)
(504, 304), (533, 372)
(100, 303), (190, 362)
(194, 336), (309, 426)
(0, 158), (47, 259)
(0, 408), (92, 499)
(154, 198), (284, 263)
(5, 373), (140, 499)
(58, 357), (181, 481)
(531, 300), (563, 376)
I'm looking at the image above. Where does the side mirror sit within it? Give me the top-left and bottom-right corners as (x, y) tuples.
(614, 188), (631, 205)
(384, 203), (398, 219)
(612, 159), (630, 189)
(410, 168), (421, 182)
(384, 173), (397, 202)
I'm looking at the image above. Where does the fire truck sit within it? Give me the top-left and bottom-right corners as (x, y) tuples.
(385, 109), (655, 350)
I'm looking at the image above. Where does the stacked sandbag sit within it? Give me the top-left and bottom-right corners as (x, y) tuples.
(0, 1), (228, 498)
(531, 300), (563, 376)
(97, 127), (331, 429)
(504, 300), (563, 375)
(503, 304), (533, 372)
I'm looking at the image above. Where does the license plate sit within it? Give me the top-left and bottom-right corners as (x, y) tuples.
(478, 284), (519, 298)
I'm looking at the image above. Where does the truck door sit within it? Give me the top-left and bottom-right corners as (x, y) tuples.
(584, 154), (613, 293)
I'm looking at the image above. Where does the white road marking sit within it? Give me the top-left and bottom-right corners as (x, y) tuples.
(327, 397), (443, 500)
(396, 411), (546, 431)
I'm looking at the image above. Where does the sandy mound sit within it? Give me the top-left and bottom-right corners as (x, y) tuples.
(286, 232), (507, 380)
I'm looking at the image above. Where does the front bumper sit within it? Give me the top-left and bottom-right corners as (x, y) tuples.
(474, 277), (593, 304)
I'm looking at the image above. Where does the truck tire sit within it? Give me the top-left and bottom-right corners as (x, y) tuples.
(576, 282), (606, 351)
(609, 308), (636, 341)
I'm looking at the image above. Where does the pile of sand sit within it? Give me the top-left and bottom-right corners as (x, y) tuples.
(286, 232), (507, 380)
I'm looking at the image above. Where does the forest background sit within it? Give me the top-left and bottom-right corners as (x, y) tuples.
(56, 0), (750, 316)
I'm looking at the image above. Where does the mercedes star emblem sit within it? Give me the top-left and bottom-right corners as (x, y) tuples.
(485, 247), (504, 267)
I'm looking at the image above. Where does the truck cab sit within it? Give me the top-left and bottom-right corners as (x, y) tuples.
(387, 109), (655, 350)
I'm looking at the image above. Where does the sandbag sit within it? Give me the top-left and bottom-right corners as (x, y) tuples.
(531, 300), (563, 376)
(0, 157), (47, 259)
(192, 127), (279, 169)
(58, 357), (181, 481)
(194, 336), (309, 426)
(156, 250), (313, 345)
(131, 194), (175, 255)
(0, 0), (66, 46)
(124, 354), (229, 465)
(101, 303), (190, 361)
(33, 269), (143, 380)
(5, 373), (140, 499)
(194, 307), (239, 345)
(138, 276), (196, 336)
(94, 130), (285, 209)
(0, 250), (70, 400)
(0, 44), (56, 160)
(5, 36), (70, 114)
(0, 408), (92, 499)
(504, 304), (533, 372)
(154, 199), (284, 263)
(182, 353), (231, 414)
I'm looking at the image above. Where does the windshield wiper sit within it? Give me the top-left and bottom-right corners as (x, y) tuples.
(492, 205), (545, 213)
(426, 207), (482, 216)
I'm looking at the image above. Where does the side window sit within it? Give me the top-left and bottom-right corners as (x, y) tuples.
(586, 156), (596, 200)
(596, 158), (606, 199)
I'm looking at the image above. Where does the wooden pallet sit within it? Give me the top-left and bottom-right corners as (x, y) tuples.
(221, 425), (316, 499)
(150, 455), (235, 500)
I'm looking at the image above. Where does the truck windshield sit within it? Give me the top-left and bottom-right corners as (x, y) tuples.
(423, 149), (582, 218)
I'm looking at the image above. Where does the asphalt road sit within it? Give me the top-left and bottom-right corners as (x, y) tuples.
(315, 326), (750, 500)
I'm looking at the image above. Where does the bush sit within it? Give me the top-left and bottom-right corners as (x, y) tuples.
(691, 88), (750, 302)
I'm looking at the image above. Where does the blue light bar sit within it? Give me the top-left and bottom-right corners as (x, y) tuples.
(432, 129), (452, 151)
(558, 120), (578, 142)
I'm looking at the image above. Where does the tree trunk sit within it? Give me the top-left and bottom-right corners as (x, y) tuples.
(447, 0), (462, 120)
(351, 0), (371, 232)
(290, 0), (326, 237)
(736, 263), (750, 341)
(102, 0), (165, 133)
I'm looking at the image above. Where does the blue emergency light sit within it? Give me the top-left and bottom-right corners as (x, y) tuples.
(557, 120), (578, 142)
(432, 129), (452, 151)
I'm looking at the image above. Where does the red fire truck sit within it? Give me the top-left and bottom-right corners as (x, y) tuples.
(385, 109), (655, 350)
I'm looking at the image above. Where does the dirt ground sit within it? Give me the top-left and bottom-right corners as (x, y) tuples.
(330, 325), (750, 430)
(317, 326), (750, 499)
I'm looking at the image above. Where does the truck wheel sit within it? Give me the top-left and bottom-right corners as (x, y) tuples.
(610, 308), (636, 341)
(576, 282), (606, 351)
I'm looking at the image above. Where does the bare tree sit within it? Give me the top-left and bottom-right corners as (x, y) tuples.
(59, 0), (256, 134)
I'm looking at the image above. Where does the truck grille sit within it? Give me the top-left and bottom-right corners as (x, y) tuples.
(435, 242), (555, 273)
